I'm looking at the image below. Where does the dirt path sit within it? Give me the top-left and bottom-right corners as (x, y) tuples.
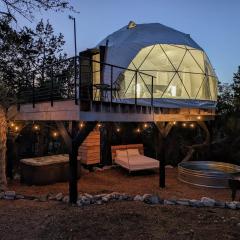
(0, 200), (239, 240)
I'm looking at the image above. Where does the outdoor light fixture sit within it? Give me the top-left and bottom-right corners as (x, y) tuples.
(52, 131), (58, 138)
(190, 123), (195, 128)
(143, 123), (148, 128)
(33, 125), (40, 131)
(10, 122), (15, 127)
(97, 123), (102, 128)
(79, 122), (84, 128)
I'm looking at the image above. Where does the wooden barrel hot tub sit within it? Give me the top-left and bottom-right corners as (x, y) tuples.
(178, 161), (240, 188)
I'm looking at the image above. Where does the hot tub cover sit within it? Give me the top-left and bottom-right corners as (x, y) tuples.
(97, 22), (218, 109)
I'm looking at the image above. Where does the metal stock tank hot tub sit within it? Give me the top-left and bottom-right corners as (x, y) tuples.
(178, 161), (240, 188)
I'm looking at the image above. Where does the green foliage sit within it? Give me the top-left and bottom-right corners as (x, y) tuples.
(232, 66), (240, 112)
(0, 16), (67, 106)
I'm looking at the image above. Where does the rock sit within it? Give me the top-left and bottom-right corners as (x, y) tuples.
(176, 199), (190, 206)
(13, 173), (21, 180)
(4, 191), (16, 200)
(109, 192), (121, 200)
(84, 193), (93, 199)
(189, 200), (203, 207)
(134, 195), (143, 201)
(55, 193), (63, 201)
(200, 197), (216, 207)
(62, 195), (69, 203)
(0, 191), (4, 199)
(165, 165), (174, 169)
(102, 166), (113, 170)
(16, 194), (24, 200)
(226, 201), (237, 210)
(39, 195), (48, 202)
(77, 200), (83, 207)
(143, 195), (160, 204)
(48, 194), (56, 200)
(164, 199), (176, 205)
(102, 196), (109, 203)
(80, 196), (91, 205)
(93, 167), (103, 172)
(215, 200), (226, 208)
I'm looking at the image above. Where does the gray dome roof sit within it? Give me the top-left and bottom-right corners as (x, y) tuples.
(97, 22), (203, 68)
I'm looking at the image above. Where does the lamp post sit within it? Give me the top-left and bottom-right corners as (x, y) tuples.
(69, 15), (78, 105)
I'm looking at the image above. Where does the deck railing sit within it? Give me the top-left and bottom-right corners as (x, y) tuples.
(17, 55), (156, 109)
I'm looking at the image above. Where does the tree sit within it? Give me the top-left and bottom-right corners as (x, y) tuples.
(0, 16), (68, 189)
(217, 81), (234, 115)
(232, 66), (240, 112)
(0, 0), (75, 20)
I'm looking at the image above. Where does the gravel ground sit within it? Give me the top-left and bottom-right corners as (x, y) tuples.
(9, 168), (233, 202)
(0, 200), (240, 240)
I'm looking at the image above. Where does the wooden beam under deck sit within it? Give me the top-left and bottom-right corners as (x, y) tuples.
(8, 99), (215, 122)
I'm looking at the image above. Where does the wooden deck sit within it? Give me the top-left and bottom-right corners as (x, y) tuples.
(8, 99), (215, 122)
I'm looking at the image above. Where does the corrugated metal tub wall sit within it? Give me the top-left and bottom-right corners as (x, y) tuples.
(178, 161), (240, 188)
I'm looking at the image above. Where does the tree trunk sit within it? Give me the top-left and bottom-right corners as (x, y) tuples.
(0, 105), (7, 189)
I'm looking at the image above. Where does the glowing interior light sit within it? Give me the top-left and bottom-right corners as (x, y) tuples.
(173, 121), (177, 125)
(190, 123), (195, 128)
(143, 123), (148, 128)
(197, 116), (201, 120)
(182, 123), (186, 127)
(15, 126), (19, 131)
(136, 83), (141, 98)
(97, 123), (102, 128)
(136, 128), (141, 133)
(10, 122), (15, 127)
(116, 128), (120, 132)
(79, 122), (84, 128)
(170, 86), (177, 96)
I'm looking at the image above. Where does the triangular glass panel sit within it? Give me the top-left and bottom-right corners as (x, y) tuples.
(161, 44), (187, 70)
(161, 74), (190, 99)
(178, 50), (203, 74)
(204, 53), (216, 77)
(195, 75), (212, 100)
(138, 44), (175, 72)
(132, 45), (156, 69)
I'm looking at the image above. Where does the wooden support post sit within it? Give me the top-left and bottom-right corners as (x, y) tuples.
(56, 121), (97, 204)
(155, 122), (173, 188)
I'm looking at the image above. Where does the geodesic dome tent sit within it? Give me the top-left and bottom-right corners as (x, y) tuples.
(98, 22), (218, 109)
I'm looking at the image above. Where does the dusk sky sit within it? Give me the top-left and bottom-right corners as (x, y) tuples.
(16, 0), (240, 84)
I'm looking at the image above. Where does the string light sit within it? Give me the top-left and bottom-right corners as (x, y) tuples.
(33, 124), (40, 131)
(10, 122), (15, 128)
(172, 121), (177, 125)
(79, 122), (84, 128)
(52, 131), (58, 138)
(143, 123), (148, 128)
(136, 128), (141, 133)
(14, 126), (19, 132)
(182, 123), (187, 127)
(190, 123), (195, 128)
